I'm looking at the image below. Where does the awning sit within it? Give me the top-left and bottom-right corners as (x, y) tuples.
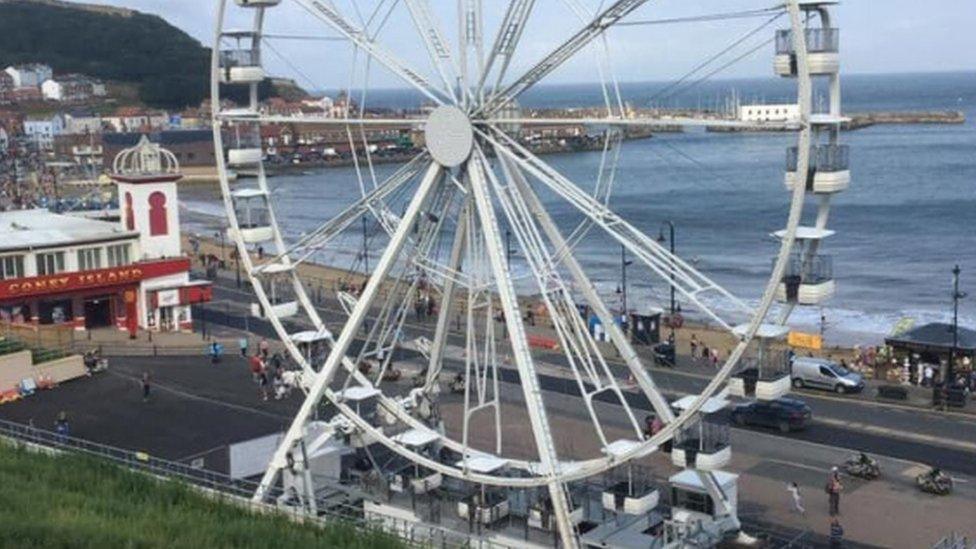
(885, 322), (976, 354)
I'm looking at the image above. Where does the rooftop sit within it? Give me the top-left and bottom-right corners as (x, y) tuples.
(0, 209), (135, 252)
(886, 322), (976, 353)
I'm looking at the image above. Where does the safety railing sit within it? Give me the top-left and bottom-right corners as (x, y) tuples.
(776, 28), (840, 54)
(786, 144), (850, 173)
(675, 419), (730, 454)
(219, 48), (260, 68)
(777, 254), (834, 284)
(0, 418), (472, 548)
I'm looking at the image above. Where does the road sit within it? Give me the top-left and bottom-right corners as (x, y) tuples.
(200, 274), (976, 477)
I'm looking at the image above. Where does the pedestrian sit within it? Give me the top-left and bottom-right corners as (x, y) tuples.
(257, 245), (264, 259)
(829, 518), (844, 548)
(259, 337), (270, 360)
(690, 334), (699, 361)
(239, 337), (249, 357)
(258, 368), (269, 401)
(923, 364), (934, 387)
(209, 341), (222, 365)
(826, 467), (843, 516)
(710, 348), (720, 369)
(249, 354), (264, 383)
(54, 411), (69, 444)
(700, 344), (709, 365)
(787, 482), (805, 514)
(141, 372), (151, 403)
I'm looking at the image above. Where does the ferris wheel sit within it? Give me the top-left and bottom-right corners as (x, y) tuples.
(211, 0), (844, 546)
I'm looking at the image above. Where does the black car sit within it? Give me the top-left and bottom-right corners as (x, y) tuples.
(730, 397), (812, 432)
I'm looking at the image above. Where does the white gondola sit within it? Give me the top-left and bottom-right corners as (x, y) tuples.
(219, 31), (264, 84)
(669, 470), (739, 527)
(775, 253), (835, 305)
(774, 27), (839, 76)
(728, 329), (793, 401)
(389, 428), (443, 495)
(234, 0), (281, 8)
(250, 264), (298, 319)
(336, 387), (383, 448)
(671, 431), (732, 471)
(230, 189), (273, 243)
(669, 395), (732, 470)
(455, 454), (511, 524)
(785, 144), (850, 193)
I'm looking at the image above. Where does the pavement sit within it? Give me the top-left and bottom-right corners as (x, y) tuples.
(0, 351), (972, 548)
(196, 271), (976, 474)
(2, 267), (974, 547)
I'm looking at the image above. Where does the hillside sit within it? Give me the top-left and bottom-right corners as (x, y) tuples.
(0, 0), (304, 110)
(0, 442), (402, 548)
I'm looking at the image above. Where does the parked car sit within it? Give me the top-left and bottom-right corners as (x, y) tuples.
(791, 356), (865, 394)
(730, 398), (812, 432)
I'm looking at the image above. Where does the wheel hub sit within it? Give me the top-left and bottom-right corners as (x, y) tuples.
(424, 105), (474, 168)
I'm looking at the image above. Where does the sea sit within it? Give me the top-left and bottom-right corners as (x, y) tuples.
(181, 71), (976, 347)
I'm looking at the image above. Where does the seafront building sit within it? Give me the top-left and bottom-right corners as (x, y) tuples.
(0, 136), (210, 335)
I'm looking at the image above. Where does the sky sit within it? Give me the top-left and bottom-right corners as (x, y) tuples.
(66, 0), (975, 91)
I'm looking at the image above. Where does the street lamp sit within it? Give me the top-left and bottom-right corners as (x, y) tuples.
(506, 229), (513, 265)
(217, 230), (226, 264)
(657, 221), (677, 342)
(950, 265), (967, 383)
(618, 245), (634, 325)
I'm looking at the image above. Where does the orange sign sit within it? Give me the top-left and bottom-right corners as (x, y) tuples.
(0, 258), (190, 300)
(788, 331), (823, 350)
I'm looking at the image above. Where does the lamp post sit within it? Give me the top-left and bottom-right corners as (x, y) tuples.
(657, 221), (676, 342)
(950, 265), (967, 383)
(361, 215), (369, 274)
(617, 245), (634, 328)
(217, 230), (226, 264)
(235, 249), (241, 288)
(506, 229), (513, 265)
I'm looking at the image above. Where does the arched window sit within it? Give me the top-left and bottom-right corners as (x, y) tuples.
(148, 191), (168, 236)
(124, 192), (134, 231)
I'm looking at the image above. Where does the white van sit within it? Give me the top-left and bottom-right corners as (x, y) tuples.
(791, 356), (865, 394)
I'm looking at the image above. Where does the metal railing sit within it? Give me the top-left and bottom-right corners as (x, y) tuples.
(737, 349), (791, 381)
(675, 419), (730, 454)
(776, 28), (840, 54)
(220, 49), (261, 68)
(786, 144), (850, 173)
(234, 205), (271, 229)
(0, 418), (472, 548)
(776, 254), (833, 284)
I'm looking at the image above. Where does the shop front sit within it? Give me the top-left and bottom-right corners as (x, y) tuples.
(147, 283), (212, 332)
(0, 258), (200, 337)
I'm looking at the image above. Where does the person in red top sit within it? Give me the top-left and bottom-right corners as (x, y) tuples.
(249, 355), (264, 382)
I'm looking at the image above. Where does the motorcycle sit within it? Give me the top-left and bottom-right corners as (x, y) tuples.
(449, 373), (466, 394)
(916, 468), (953, 496)
(842, 453), (881, 480)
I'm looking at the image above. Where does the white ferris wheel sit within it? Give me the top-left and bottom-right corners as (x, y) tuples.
(211, 0), (845, 546)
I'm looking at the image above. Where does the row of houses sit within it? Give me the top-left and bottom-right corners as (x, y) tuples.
(1, 64), (107, 105)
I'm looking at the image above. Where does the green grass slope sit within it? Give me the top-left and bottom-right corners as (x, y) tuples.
(0, 443), (402, 549)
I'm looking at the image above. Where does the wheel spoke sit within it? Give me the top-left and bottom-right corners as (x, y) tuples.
(467, 151), (576, 549)
(290, 0), (451, 105)
(480, 126), (754, 330)
(477, 0), (536, 98)
(476, 116), (800, 131)
(476, 0), (653, 116)
(403, 0), (462, 103)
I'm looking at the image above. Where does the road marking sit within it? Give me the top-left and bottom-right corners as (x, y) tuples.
(765, 458), (829, 474)
(901, 464), (929, 478)
(814, 416), (976, 453)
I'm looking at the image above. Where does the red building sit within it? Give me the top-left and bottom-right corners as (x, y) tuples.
(0, 137), (211, 336)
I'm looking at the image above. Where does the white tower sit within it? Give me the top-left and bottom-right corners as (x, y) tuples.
(110, 135), (183, 260)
